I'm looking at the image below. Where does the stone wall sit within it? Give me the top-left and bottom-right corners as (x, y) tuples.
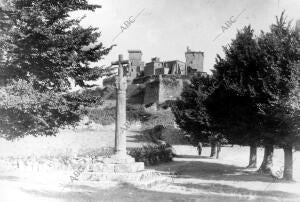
(155, 67), (169, 75)
(144, 79), (160, 105)
(103, 75), (185, 106)
(159, 77), (183, 104)
(144, 57), (164, 77)
(143, 76), (184, 106)
(127, 84), (145, 104)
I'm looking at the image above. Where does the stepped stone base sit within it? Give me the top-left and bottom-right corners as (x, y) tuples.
(80, 169), (170, 188)
(102, 153), (136, 164)
(82, 154), (170, 188)
(91, 161), (144, 173)
(0, 154), (171, 188)
(91, 154), (144, 173)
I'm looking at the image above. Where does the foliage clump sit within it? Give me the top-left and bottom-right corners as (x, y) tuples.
(128, 144), (174, 166)
(87, 104), (151, 125)
(161, 77), (180, 88)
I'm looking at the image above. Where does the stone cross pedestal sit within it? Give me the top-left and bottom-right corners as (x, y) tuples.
(102, 54), (143, 170)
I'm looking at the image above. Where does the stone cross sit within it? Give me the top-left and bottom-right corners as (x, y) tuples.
(111, 55), (129, 157)
(101, 54), (144, 172)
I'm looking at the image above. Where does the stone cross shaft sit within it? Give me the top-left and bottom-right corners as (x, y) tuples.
(111, 55), (129, 156)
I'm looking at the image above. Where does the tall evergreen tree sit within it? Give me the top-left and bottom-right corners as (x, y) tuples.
(210, 25), (264, 168)
(0, 0), (112, 139)
(212, 13), (300, 180)
(171, 73), (223, 157)
(256, 13), (300, 180)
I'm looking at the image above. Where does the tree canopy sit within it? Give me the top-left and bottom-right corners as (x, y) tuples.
(209, 25), (264, 146)
(0, 0), (112, 139)
(171, 73), (217, 144)
(172, 12), (300, 180)
(255, 13), (300, 148)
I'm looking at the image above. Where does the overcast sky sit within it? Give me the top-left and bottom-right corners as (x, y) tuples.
(77, 0), (300, 75)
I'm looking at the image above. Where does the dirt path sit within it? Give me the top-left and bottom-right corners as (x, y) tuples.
(148, 145), (300, 201)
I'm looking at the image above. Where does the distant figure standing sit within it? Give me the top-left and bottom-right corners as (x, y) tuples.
(216, 141), (221, 159)
(197, 142), (203, 156)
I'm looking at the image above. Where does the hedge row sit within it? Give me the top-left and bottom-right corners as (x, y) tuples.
(128, 144), (174, 166)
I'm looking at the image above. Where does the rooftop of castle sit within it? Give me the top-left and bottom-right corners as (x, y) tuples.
(151, 57), (160, 62)
(128, 50), (142, 53)
(164, 60), (185, 64)
(185, 46), (204, 54)
(185, 50), (204, 54)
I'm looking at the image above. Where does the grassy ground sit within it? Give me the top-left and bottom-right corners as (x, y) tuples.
(0, 123), (139, 158)
(0, 118), (186, 157)
(0, 145), (300, 202)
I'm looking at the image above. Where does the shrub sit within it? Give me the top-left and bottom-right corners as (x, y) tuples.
(128, 144), (174, 166)
(161, 77), (180, 88)
(127, 84), (145, 105)
(141, 110), (175, 130)
(103, 76), (116, 87)
(158, 100), (177, 109)
(87, 104), (151, 125)
(126, 104), (151, 122)
(77, 147), (114, 158)
(87, 107), (115, 125)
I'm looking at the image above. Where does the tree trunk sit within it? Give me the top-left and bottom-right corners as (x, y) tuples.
(258, 145), (274, 174)
(210, 143), (217, 158)
(283, 146), (293, 181)
(247, 145), (257, 168)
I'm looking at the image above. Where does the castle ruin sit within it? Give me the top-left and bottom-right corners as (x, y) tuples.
(125, 47), (204, 80)
(105, 47), (206, 107)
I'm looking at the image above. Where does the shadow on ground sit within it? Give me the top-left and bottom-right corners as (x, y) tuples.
(175, 155), (212, 159)
(0, 175), (19, 181)
(20, 183), (292, 202)
(151, 155), (287, 183)
(147, 154), (300, 201)
(173, 182), (300, 200)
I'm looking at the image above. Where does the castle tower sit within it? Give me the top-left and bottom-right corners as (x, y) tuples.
(127, 50), (144, 79)
(185, 46), (204, 74)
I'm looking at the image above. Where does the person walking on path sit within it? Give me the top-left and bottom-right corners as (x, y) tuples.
(197, 142), (203, 156)
(216, 141), (221, 159)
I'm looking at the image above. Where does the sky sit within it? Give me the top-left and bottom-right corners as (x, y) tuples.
(72, 0), (300, 87)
